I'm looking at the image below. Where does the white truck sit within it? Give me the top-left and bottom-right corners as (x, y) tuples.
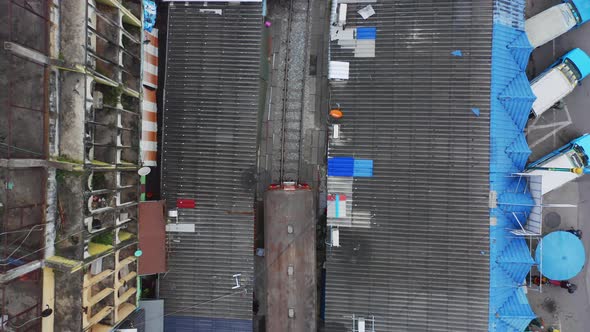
(530, 48), (590, 118)
(526, 134), (590, 195)
(525, 0), (590, 49)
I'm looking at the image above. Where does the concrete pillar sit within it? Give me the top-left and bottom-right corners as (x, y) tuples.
(58, 0), (88, 162)
(41, 267), (55, 332)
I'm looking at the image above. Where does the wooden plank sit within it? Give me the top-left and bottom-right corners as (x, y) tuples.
(84, 269), (114, 288)
(116, 256), (136, 271)
(85, 306), (113, 328)
(115, 303), (135, 323)
(116, 271), (137, 287)
(115, 287), (136, 305)
(89, 288), (114, 306)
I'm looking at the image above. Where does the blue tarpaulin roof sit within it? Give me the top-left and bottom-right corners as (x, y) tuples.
(328, 157), (374, 177)
(356, 27), (376, 40)
(489, 1), (537, 331)
(353, 159), (373, 177)
(327, 157), (354, 176)
(164, 316), (252, 332)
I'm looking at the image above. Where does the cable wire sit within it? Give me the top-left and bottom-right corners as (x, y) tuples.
(0, 224), (46, 263)
(0, 228), (86, 266)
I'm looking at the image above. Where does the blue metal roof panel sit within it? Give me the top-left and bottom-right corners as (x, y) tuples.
(506, 135), (531, 169)
(497, 239), (535, 264)
(164, 316), (253, 332)
(489, 1), (535, 330)
(498, 192), (534, 213)
(498, 238), (535, 281)
(498, 288), (536, 330)
(498, 73), (536, 129)
(507, 32), (533, 70)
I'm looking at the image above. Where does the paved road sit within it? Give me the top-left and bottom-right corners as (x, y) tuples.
(526, 0), (590, 159)
(525, 1), (590, 330)
(526, 179), (590, 331)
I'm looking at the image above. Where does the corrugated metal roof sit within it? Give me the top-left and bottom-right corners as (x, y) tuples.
(138, 201), (166, 275)
(160, 2), (261, 325)
(489, 1), (535, 330)
(324, 1), (494, 331)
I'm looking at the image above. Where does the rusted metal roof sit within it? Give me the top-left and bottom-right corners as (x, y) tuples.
(264, 189), (317, 332)
(138, 201), (166, 275)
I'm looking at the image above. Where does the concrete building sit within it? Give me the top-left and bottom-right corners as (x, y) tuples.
(1, 0), (144, 330)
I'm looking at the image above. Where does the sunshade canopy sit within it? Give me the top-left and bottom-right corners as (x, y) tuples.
(535, 231), (586, 280)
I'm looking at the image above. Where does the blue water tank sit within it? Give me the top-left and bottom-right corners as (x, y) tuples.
(572, 133), (590, 154)
(570, 0), (590, 24)
(563, 48), (590, 80)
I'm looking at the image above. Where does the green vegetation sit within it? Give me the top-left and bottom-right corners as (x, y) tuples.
(55, 169), (84, 184)
(92, 172), (107, 189)
(120, 94), (138, 111)
(100, 84), (124, 107)
(56, 169), (66, 184)
(91, 159), (112, 166)
(54, 155), (83, 165)
(92, 231), (114, 246)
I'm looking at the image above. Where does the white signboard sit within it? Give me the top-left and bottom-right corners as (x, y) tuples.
(165, 223), (195, 233)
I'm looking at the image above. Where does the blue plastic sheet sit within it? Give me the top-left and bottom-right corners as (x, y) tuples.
(144, 0), (157, 32)
(356, 27), (376, 40)
(451, 50), (463, 57)
(353, 159), (373, 177)
(327, 157), (354, 176)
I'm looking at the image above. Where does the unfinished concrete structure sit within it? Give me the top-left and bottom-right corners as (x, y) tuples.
(46, 0), (144, 331)
(0, 0), (53, 330)
(0, 0), (143, 331)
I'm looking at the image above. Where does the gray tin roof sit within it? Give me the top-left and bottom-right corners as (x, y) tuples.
(160, 2), (262, 323)
(324, 1), (493, 331)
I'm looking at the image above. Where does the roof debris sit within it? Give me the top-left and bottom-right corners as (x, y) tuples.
(358, 5), (375, 19)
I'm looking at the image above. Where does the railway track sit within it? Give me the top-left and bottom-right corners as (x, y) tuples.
(273, 0), (311, 183)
